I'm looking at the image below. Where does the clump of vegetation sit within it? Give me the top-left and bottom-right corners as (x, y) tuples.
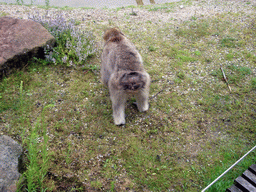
(29, 12), (97, 66)
(251, 77), (256, 89)
(16, 0), (24, 5)
(211, 65), (252, 85)
(148, 45), (157, 51)
(17, 82), (52, 191)
(220, 36), (237, 48)
(0, 11), (8, 17)
(174, 20), (210, 39)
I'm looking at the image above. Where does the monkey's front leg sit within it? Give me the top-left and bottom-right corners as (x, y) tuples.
(110, 90), (127, 125)
(135, 89), (149, 112)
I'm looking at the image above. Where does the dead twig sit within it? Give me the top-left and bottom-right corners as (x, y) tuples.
(220, 66), (232, 92)
(22, 63), (29, 70)
(149, 89), (165, 100)
(149, 85), (170, 100)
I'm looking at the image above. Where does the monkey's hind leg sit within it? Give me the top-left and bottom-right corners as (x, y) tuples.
(135, 89), (149, 112)
(110, 90), (127, 125)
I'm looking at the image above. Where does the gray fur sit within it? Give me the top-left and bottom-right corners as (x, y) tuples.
(101, 28), (150, 125)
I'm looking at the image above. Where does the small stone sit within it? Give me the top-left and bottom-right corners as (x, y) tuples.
(156, 155), (161, 162)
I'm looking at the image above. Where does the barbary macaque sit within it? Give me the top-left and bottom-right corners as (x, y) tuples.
(101, 28), (150, 125)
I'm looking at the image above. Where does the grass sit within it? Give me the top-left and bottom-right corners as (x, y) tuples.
(17, 81), (52, 191)
(202, 145), (256, 192)
(252, 77), (256, 89)
(23, 105), (51, 192)
(0, 11), (8, 17)
(0, 0), (256, 191)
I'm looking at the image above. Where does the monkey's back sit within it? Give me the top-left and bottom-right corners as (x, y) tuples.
(101, 37), (145, 86)
(106, 37), (144, 68)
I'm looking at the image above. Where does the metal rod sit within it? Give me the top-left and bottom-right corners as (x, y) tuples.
(201, 145), (256, 192)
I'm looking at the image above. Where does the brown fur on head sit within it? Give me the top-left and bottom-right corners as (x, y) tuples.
(103, 28), (124, 42)
(119, 72), (146, 91)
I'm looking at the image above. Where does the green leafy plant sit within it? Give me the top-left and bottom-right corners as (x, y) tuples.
(29, 13), (97, 67)
(91, 180), (102, 189)
(148, 45), (157, 51)
(175, 21), (210, 39)
(16, 0), (24, 5)
(251, 77), (256, 89)
(221, 37), (237, 48)
(23, 105), (53, 191)
(227, 65), (252, 84)
(45, 0), (49, 7)
(18, 82), (53, 192)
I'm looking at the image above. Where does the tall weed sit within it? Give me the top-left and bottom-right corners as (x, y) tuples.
(18, 82), (53, 191)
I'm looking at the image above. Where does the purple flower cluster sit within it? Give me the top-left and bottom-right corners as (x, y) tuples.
(28, 11), (97, 66)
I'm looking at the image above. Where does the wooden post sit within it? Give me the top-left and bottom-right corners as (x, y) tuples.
(135, 0), (144, 5)
(226, 164), (256, 192)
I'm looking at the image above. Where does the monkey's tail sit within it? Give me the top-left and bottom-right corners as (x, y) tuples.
(119, 71), (147, 91)
(103, 28), (123, 42)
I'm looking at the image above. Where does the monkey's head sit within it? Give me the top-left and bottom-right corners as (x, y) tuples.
(119, 72), (146, 92)
(103, 28), (125, 42)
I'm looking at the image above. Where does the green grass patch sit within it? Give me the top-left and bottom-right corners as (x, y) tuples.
(176, 50), (196, 62)
(211, 65), (252, 85)
(225, 53), (234, 61)
(16, 82), (53, 191)
(146, 3), (175, 12)
(251, 77), (256, 89)
(148, 45), (157, 52)
(220, 37), (237, 48)
(121, 142), (180, 191)
(0, 11), (8, 17)
(227, 65), (252, 84)
(175, 21), (210, 39)
(202, 145), (256, 192)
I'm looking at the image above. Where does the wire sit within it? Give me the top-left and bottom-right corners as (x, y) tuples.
(201, 145), (256, 192)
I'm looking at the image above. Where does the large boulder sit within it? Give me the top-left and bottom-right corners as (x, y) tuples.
(0, 16), (55, 79)
(0, 135), (23, 192)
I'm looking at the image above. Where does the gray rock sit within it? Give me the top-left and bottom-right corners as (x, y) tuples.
(0, 16), (55, 79)
(0, 135), (23, 192)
